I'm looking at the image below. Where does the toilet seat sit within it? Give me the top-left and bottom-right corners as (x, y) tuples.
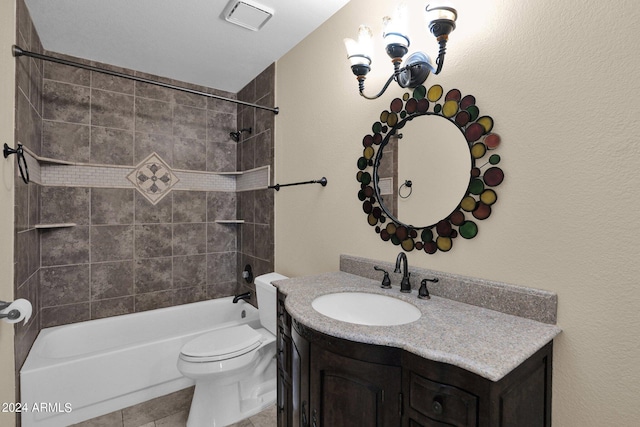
(180, 324), (262, 363)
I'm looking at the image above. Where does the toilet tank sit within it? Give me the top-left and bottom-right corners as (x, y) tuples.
(254, 273), (288, 336)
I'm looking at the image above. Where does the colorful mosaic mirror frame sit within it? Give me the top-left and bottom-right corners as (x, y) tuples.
(356, 84), (504, 254)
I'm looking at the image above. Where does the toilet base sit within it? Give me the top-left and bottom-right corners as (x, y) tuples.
(186, 354), (277, 427)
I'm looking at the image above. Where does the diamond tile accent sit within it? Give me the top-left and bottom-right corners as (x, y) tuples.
(127, 153), (179, 204)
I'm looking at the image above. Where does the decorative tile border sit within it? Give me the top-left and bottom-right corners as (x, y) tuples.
(377, 177), (393, 195)
(237, 165), (270, 192)
(41, 163), (133, 188)
(173, 170), (235, 192)
(126, 153), (179, 204)
(20, 146), (268, 194)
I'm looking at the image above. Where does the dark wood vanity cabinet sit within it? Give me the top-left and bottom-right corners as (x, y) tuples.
(278, 294), (309, 427)
(310, 341), (402, 426)
(403, 343), (553, 427)
(277, 292), (553, 427)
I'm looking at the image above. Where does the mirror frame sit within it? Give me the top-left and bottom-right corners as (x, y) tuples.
(356, 84), (504, 254)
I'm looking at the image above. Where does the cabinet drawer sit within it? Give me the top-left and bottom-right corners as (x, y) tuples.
(409, 372), (478, 427)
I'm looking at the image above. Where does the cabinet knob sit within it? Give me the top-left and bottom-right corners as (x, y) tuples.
(432, 397), (444, 415)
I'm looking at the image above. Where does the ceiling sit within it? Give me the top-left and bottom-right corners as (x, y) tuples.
(24, 0), (351, 93)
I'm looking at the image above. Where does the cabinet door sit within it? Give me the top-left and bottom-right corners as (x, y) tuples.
(292, 325), (310, 427)
(277, 294), (292, 427)
(278, 370), (290, 427)
(310, 344), (402, 427)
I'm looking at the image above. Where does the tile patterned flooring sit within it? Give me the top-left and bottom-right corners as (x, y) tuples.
(74, 405), (277, 427)
(143, 404), (277, 427)
(70, 386), (276, 427)
(228, 405), (277, 427)
(153, 405), (276, 427)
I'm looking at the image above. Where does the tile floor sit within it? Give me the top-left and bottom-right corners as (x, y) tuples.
(141, 404), (277, 427)
(72, 405), (276, 427)
(228, 405), (277, 427)
(150, 404), (276, 427)
(70, 385), (276, 427)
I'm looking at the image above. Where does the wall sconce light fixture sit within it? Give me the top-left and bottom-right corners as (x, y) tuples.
(344, 3), (457, 100)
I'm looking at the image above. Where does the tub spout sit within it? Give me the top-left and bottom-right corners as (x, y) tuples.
(233, 292), (251, 303)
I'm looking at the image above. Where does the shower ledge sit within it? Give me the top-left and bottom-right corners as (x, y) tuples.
(35, 223), (77, 229)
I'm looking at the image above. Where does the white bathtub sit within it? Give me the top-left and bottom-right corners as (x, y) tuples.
(20, 297), (261, 427)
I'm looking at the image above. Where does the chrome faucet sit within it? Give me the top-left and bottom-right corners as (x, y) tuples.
(394, 252), (411, 293)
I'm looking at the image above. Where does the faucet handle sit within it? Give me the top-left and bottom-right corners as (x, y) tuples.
(419, 278), (439, 300)
(373, 266), (392, 288)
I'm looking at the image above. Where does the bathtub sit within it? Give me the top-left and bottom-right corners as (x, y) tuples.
(20, 297), (261, 427)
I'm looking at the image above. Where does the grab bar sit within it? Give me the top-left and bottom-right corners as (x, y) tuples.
(268, 177), (327, 191)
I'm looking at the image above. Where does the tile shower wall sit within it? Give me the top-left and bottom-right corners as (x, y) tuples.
(37, 56), (243, 327)
(237, 65), (276, 295)
(12, 0), (276, 371)
(14, 0), (43, 382)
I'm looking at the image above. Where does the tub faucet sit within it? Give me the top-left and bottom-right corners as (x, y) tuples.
(394, 252), (411, 293)
(232, 292), (251, 303)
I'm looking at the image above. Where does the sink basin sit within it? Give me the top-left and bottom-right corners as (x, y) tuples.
(311, 292), (421, 326)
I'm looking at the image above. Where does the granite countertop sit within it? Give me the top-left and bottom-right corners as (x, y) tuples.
(274, 271), (562, 382)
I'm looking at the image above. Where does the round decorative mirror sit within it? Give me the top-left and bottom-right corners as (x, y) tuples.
(356, 84), (504, 254)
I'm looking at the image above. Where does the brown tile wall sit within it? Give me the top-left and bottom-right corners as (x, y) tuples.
(12, 0), (276, 379)
(236, 64), (276, 297)
(35, 52), (246, 327)
(14, 0), (43, 388)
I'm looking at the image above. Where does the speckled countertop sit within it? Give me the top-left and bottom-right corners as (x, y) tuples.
(274, 271), (561, 382)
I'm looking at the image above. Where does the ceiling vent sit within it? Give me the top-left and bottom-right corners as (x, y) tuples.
(223, 0), (274, 31)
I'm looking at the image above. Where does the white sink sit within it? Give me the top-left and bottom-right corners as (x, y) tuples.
(311, 292), (422, 326)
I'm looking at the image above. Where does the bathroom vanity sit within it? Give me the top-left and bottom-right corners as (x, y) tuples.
(274, 269), (560, 427)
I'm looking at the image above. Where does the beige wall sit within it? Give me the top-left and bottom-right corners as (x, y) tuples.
(275, 0), (640, 425)
(0, 0), (16, 425)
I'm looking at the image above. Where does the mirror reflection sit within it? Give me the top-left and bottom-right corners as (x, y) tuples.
(375, 114), (471, 228)
(357, 85), (504, 254)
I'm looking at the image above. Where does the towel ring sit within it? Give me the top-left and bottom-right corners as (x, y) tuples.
(399, 180), (412, 199)
(3, 143), (29, 184)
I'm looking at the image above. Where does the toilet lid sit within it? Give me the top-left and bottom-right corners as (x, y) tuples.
(180, 325), (262, 361)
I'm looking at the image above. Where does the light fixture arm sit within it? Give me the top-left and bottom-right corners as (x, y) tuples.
(345, 3), (457, 100)
(358, 74), (395, 100)
(357, 62), (404, 100)
(430, 37), (448, 75)
(357, 39), (447, 100)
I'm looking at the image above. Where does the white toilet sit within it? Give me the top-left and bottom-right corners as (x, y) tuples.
(177, 272), (287, 427)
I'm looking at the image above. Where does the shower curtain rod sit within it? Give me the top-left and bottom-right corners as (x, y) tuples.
(12, 45), (279, 115)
